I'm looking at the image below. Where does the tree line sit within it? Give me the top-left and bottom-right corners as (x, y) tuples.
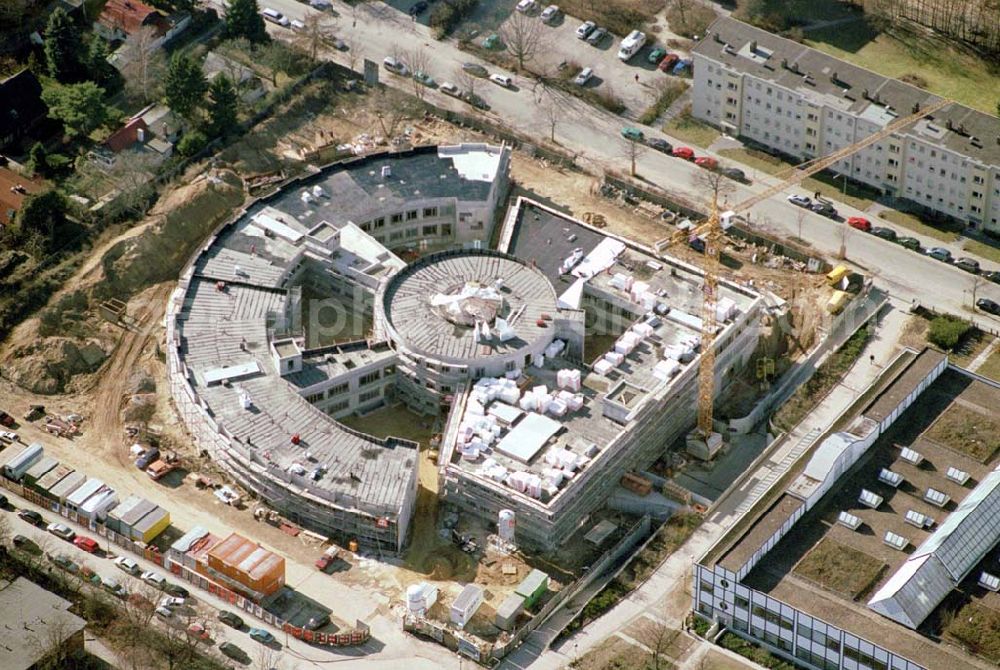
(843, 0), (1000, 55)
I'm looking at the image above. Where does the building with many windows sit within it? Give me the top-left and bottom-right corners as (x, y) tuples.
(691, 17), (1000, 232)
(693, 348), (1000, 670)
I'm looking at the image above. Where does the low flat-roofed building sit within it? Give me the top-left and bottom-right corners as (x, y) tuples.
(693, 350), (1000, 670)
(0, 577), (86, 670)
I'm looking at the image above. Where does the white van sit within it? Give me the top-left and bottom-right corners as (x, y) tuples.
(261, 8), (290, 26)
(617, 30), (646, 61)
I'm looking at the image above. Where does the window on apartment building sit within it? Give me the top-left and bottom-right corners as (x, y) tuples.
(405, 228), (418, 238)
(805, 143), (815, 151)
(973, 175), (984, 184)
(390, 231), (403, 241)
(441, 224), (452, 236)
(360, 222), (371, 232)
(359, 371), (381, 386)
(359, 390), (380, 403)
(726, 97), (737, 105)
(806, 128), (816, 136)
(327, 383), (349, 396)
(384, 364), (396, 375)
(766, 87), (772, 94)
(406, 210), (418, 221)
(930, 150), (937, 158)
(305, 393), (323, 403)
(422, 225), (437, 235)
(960, 176), (966, 183)
(973, 191), (983, 199)
(390, 213), (403, 224)
(374, 236), (384, 243)
(423, 207), (438, 217)
(727, 82), (737, 90)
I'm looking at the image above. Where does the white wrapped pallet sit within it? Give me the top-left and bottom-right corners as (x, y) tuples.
(498, 387), (520, 404)
(609, 273), (633, 291)
(632, 322), (654, 338)
(605, 351), (625, 366)
(532, 353), (545, 367)
(462, 446), (481, 461)
(594, 359), (614, 375)
(505, 368), (521, 379)
(653, 359), (680, 381)
(543, 468), (564, 487)
(519, 392), (537, 411)
(467, 398), (485, 416)
(547, 399), (568, 417)
(630, 280), (650, 302)
(567, 394), (584, 411)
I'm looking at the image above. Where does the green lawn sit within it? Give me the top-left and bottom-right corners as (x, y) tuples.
(925, 403), (1000, 463)
(947, 329), (994, 369)
(877, 209), (962, 243)
(805, 22), (1000, 114)
(963, 238), (1000, 265)
(664, 108), (720, 148)
(794, 538), (885, 600)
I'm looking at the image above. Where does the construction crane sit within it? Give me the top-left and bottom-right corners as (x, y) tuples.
(655, 97), (950, 449)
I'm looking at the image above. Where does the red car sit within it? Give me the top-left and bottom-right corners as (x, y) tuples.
(658, 53), (679, 72)
(672, 146), (695, 160)
(847, 216), (871, 232)
(73, 536), (99, 553)
(695, 156), (718, 169)
(187, 622), (211, 641)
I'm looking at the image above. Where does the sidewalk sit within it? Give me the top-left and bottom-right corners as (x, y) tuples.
(523, 302), (911, 669)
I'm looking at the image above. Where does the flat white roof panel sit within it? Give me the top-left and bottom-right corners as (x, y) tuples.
(251, 211), (305, 243)
(495, 412), (562, 464)
(204, 361), (261, 384)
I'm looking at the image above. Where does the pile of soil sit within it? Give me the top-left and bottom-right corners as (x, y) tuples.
(4, 336), (109, 394)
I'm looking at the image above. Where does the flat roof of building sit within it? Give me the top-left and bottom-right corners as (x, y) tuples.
(0, 577), (86, 670)
(208, 533), (284, 580)
(694, 17), (1000, 165)
(382, 250), (560, 363)
(728, 364), (1000, 667)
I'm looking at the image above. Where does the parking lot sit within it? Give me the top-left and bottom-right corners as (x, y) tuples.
(492, 6), (694, 114)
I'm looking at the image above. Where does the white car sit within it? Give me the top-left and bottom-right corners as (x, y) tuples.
(114, 556), (140, 575)
(440, 82), (461, 97)
(540, 4), (560, 23)
(575, 20), (596, 39)
(261, 8), (290, 27)
(573, 67), (593, 86)
(155, 606), (173, 620)
(0, 430), (17, 443)
(787, 194), (812, 208)
(289, 19), (305, 30)
(382, 56), (409, 76)
(141, 571), (167, 589)
(515, 0), (536, 13)
(160, 596), (186, 609)
(489, 73), (513, 88)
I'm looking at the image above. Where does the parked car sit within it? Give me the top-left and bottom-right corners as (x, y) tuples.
(977, 298), (1000, 316)
(721, 167), (747, 182)
(0, 410), (14, 427)
(73, 536), (99, 553)
(846, 216), (871, 232)
(141, 571), (167, 589)
(694, 156), (717, 169)
(409, 0), (428, 15)
(382, 56), (409, 76)
(515, 0), (536, 12)
(926, 247), (952, 262)
(540, 4), (560, 23)
(620, 127), (644, 142)
(870, 226), (896, 240)
(982, 270), (1000, 285)
(464, 92), (490, 110)
(47, 553), (78, 573)
(289, 18), (305, 30)
(810, 201), (837, 217)
(413, 70), (435, 87)
(102, 577), (128, 599)
(187, 622), (211, 641)
(672, 146), (695, 160)
(261, 8), (290, 27)
(0, 494), (7, 507)
(586, 26), (608, 46)
(573, 67), (594, 86)
(154, 606), (173, 620)
(135, 447), (159, 470)
(160, 596), (186, 609)
(17, 509), (44, 525)
(787, 194), (812, 208)
(440, 82), (460, 97)
(575, 20), (596, 39)
(489, 73), (513, 88)
(248, 628), (276, 644)
(954, 257), (980, 274)
(646, 137), (671, 153)
(47, 522), (75, 541)
(658, 53), (680, 72)
(0, 430), (18, 443)
(461, 62), (488, 77)
(23, 405), (45, 422)
(219, 610), (245, 629)
(896, 236), (921, 251)
(647, 47), (667, 64)
(114, 556), (140, 574)
(164, 583), (190, 598)
(219, 642), (249, 662)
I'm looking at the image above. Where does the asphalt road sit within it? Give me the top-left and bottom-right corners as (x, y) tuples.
(223, 0), (1000, 329)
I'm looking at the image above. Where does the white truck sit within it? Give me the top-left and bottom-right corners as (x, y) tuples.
(617, 30), (646, 61)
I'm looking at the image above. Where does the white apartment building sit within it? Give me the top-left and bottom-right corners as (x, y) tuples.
(691, 17), (1000, 233)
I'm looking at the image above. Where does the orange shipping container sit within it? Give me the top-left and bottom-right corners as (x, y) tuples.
(206, 532), (286, 597)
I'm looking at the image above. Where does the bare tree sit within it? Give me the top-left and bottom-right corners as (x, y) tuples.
(621, 136), (648, 177)
(296, 13), (337, 64)
(407, 47), (431, 100)
(540, 94), (560, 143)
(26, 612), (79, 670)
(455, 66), (478, 99)
(635, 617), (677, 670)
(120, 26), (167, 104)
(692, 167), (735, 209)
(971, 274), (984, 311)
(344, 37), (360, 72)
(255, 643), (281, 670)
(0, 512), (10, 548)
(372, 88), (417, 140)
(499, 11), (542, 70)
(795, 208), (806, 242)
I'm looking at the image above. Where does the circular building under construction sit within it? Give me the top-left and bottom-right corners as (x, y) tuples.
(375, 249), (585, 414)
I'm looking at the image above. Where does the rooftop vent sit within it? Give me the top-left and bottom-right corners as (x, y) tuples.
(749, 40), (757, 52)
(381, 165), (392, 178)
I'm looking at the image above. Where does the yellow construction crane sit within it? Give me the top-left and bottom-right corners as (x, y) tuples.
(655, 97), (950, 447)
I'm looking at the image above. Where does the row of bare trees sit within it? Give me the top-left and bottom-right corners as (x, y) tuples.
(844, 0), (1000, 54)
